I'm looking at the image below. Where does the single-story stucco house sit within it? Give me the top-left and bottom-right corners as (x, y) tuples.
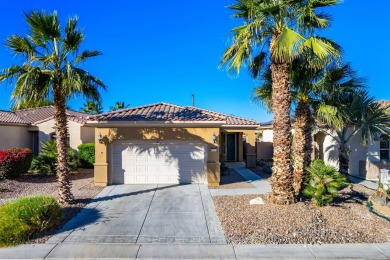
(255, 100), (390, 180)
(86, 102), (260, 187)
(0, 106), (94, 155)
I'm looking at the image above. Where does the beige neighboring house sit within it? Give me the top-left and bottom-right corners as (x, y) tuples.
(255, 100), (390, 180)
(0, 106), (94, 155)
(86, 102), (260, 187)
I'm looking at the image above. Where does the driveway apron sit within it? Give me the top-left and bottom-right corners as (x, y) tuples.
(47, 184), (226, 244)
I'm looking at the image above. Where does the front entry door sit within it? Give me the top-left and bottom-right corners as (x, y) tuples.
(226, 133), (236, 161)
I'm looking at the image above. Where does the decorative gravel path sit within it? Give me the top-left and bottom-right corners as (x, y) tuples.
(213, 185), (390, 244)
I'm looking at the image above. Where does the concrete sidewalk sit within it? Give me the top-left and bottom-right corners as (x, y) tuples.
(209, 162), (272, 196)
(1, 242), (389, 259)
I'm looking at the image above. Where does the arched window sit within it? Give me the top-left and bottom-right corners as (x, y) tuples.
(379, 134), (389, 160)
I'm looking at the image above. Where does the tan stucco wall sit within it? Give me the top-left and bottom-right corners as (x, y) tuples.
(0, 125), (31, 150)
(94, 127), (221, 186)
(36, 119), (89, 152)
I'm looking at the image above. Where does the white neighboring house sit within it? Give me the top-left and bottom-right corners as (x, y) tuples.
(0, 106), (94, 155)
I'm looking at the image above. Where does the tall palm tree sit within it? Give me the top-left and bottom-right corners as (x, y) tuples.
(254, 62), (362, 194)
(80, 100), (103, 115)
(220, 0), (340, 204)
(0, 11), (106, 204)
(317, 90), (390, 180)
(109, 101), (130, 112)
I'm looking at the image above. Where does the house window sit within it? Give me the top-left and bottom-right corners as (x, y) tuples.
(380, 134), (389, 160)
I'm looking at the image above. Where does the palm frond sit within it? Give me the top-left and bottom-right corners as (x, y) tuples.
(271, 27), (305, 62)
(75, 50), (102, 64)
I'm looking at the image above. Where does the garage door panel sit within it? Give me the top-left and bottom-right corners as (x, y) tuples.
(111, 142), (207, 184)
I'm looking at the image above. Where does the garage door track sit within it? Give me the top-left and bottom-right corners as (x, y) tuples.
(47, 184), (226, 244)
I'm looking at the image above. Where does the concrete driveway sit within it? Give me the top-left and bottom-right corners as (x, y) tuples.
(48, 184), (226, 244)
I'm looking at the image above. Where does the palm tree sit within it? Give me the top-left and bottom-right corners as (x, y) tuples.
(220, 0), (340, 204)
(80, 100), (103, 115)
(109, 101), (130, 111)
(254, 63), (362, 195)
(317, 90), (390, 180)
(11, 98), (54, 110)
(0, 11), (106, 204)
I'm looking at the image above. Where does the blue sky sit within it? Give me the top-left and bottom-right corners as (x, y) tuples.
(0, 0), (389, 123)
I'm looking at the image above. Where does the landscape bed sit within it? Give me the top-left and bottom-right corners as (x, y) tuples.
(213, 184), (390, 244)
(0, 169), (103, 243)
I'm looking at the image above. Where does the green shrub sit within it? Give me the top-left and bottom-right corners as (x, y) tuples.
(30, 140), (79, 174)
(0, 148), (33, 178)
(302, 160), (347, 206)
(0, 195), (63, 247)
(77, 143), (95, 168)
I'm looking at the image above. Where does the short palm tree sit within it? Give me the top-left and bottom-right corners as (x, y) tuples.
(80, 100), (103, 115)
(220, 0), (340, 204)
(0, 11), (106, 204)
(109, 101), (130, 112)
(317, 90), (390, 179)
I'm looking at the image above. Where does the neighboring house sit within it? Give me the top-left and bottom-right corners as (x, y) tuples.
(255, 100), (390, 180)
(0, 106), (94, 155)
(255, 121), (274, 161)
(86, 102), (260, 187)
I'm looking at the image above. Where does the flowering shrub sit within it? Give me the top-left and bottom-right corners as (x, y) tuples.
(0, 148), (33, 178)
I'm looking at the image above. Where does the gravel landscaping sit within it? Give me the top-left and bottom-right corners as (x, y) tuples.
(213, 184), (390, 244)
(0, 169), (103, 243)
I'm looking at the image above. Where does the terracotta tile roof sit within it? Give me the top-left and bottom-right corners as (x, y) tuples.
(0, 110), (29, 124)
(377, 100), (390, 108)
(0, 106), (89, 125)
(89, 102), (260, 126)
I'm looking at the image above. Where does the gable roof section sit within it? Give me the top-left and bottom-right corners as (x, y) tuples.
(88, 102), (260, 126)
(0, 110), (29, 125)
(0, 106), (89, 125)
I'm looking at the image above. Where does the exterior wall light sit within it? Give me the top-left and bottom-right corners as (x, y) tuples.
(212, 132), (217, 144)
(242, 132), (247, 141)
(98, 132), (103, 144)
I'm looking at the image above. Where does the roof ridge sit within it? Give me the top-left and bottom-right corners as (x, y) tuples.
(90, 102), (180, 118)
(14, 105), (54, 112)
(185, 105), (258, 123)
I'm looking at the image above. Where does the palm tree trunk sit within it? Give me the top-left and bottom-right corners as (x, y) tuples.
(338, 143), (350, 181)
(269, 61), (295, 205)
(292, 100), (313, 195)
(53, 86), (74, 204)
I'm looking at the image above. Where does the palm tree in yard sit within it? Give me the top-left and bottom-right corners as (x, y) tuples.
(317, 90), (390, 180)
(220, 0), (340, 204)
(109, 101), (130, 111)
(254, 62), (362, 194)
(80, 100), (103, 115)
(0, 11), (106, 204)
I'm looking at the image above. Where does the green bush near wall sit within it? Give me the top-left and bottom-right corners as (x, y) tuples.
(0, 195), (63, 247)
(78, 143), (95, 168)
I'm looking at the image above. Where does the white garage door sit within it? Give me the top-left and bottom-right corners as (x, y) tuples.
(111, 141), (207, 184)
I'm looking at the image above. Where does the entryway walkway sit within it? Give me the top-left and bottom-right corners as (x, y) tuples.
(209, 162), (272, 196)
(47, 184), (226, 244)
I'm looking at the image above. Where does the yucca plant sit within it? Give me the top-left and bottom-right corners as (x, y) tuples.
(302, 160), (347, 207)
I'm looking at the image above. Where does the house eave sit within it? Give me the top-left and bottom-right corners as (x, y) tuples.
(0, 122), (30, 126)
(221, 125), (260, 129)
